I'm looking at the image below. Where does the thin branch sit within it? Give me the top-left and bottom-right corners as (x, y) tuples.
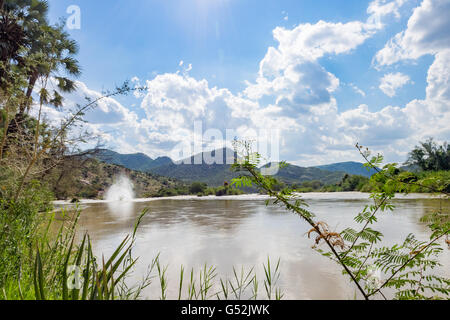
(341, 196), (388, 260)
(245, 165), (370, 300)
(357, 144), (450, 197)
(368, 232), (448, 298)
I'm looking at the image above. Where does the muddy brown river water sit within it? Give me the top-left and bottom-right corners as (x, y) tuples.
(55, 193), (450, 300)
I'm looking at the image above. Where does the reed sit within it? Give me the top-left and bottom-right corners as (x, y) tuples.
(30, 207), (284, 300)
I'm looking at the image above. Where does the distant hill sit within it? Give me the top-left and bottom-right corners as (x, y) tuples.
(263, 163), (346, 185)
(149, 150), (348, 187)
(94, 149), (172, 172)
(92, 149), (374, 188)
(148, 148), (240, 187)
(314, 161), (377, 177)
(400, 164), (421, 173)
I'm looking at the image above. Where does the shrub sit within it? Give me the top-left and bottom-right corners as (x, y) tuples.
(189, 182), (207, 194)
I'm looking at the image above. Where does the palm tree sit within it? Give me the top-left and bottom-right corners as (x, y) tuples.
(2, 1), (81, 153)
(0, 0), (49, 68)
(1, 0), (49, 157)
(406, 138), (450, 171)
(21, 22), (81, 113)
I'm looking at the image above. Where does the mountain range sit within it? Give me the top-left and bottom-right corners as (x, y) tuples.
(316, 162), (377, 177)
(92, 148), (376, 187)
(94, 149), (172, 172)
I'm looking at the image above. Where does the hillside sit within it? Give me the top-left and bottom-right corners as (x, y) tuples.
(44, 158), (181, 200)
(314, 161), (377, 177)
(94, 149), (173, 172)
(92, 148), (356, 187)
(92, 148), (239, 187)
(265, 163), (346, 185)
(149, 148), (240, 187)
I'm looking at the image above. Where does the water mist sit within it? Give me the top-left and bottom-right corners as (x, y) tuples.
(105, 175), (135, 218)
(105, 175), (135, 202)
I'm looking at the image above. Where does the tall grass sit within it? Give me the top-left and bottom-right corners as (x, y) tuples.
(6, 204), (284, 301)
(152, 258), (283, 301)
(1, 184), (284, 301)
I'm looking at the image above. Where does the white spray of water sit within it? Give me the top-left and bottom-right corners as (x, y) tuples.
(105, 175), (135, 202)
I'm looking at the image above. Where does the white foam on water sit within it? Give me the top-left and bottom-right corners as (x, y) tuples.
(52, 192), (445, 206)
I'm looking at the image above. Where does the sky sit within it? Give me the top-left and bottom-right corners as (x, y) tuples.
(42, 0), (450, 166)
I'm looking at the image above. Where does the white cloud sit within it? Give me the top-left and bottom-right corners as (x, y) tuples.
(373, 0), (450, 149)
(337, 104), (412, 146)
(403, 49), (450, 138)
(269, 20), (373, 63)
(244, 0), (410, 112)
(374, 0), (450, 66)
(425, 49), (450, 102)
(379, 72), (411, 97)
(33, 0), (448, 166)
(243, 15), (380, 121)
(367, 0), (409, 28)
(349, 83), (366, 97)
(327, 1), (448, 163)
(138, 73), (260, 157)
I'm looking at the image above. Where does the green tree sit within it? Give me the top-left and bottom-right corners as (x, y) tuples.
(0, 0), (49, 87)
(339, 174), (369, 191)
(406, 138), (450, 171)
(1, 0), (80, 157)
(20, 21), (80, 114)
(189, 182), (207, 194)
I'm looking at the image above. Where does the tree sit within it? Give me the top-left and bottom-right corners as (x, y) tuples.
(0, 0), (49, 87)
(406, 138), (450, 171)
(20, 21), (80, 114)
(1, 0), (81, 157)
(338, 174), (369, 191)
(1, 0), (49, 152)
(189, 182), (207, 194)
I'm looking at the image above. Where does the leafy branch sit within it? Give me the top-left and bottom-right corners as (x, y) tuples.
(231, 140), (449, 300)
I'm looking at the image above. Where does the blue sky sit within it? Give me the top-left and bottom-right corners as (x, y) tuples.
(43, 0), (450, 165)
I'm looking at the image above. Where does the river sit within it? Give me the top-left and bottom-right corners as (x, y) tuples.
(55, 193), (450, 300)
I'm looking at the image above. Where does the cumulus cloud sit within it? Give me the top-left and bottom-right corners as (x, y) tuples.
(374, 0), (450, 143)
(243, 15), (380, 121)
(379, 72), (411, 97)
(352, 0), (450, 161)
(34, 0), (449, 165)
(367, 0), (409, 25)
(337, 104), (412, 145)
(425, 49), (450, 102)
(265, 20), (373, 64)
(137, 72), (264, 159)
(238, 0), (411, 163)
(374, 0), (450, 66)
(241, 0), (448, 163)
(403, 49), (450, 138)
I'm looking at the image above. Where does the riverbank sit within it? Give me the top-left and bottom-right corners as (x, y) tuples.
(53, 192), (448, 206)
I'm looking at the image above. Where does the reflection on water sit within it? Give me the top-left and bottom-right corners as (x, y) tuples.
(106, 201), (135, 219)
(56, 194), (450, 300)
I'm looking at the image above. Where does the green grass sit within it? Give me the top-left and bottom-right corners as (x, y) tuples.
(1, 192), (283, 300)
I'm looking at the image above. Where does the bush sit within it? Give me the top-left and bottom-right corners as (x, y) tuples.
(76, 186), (98, 199)
(189, 182), (207, 194)
(215, 187), (227, 196)
(0, 180), (53, 290)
